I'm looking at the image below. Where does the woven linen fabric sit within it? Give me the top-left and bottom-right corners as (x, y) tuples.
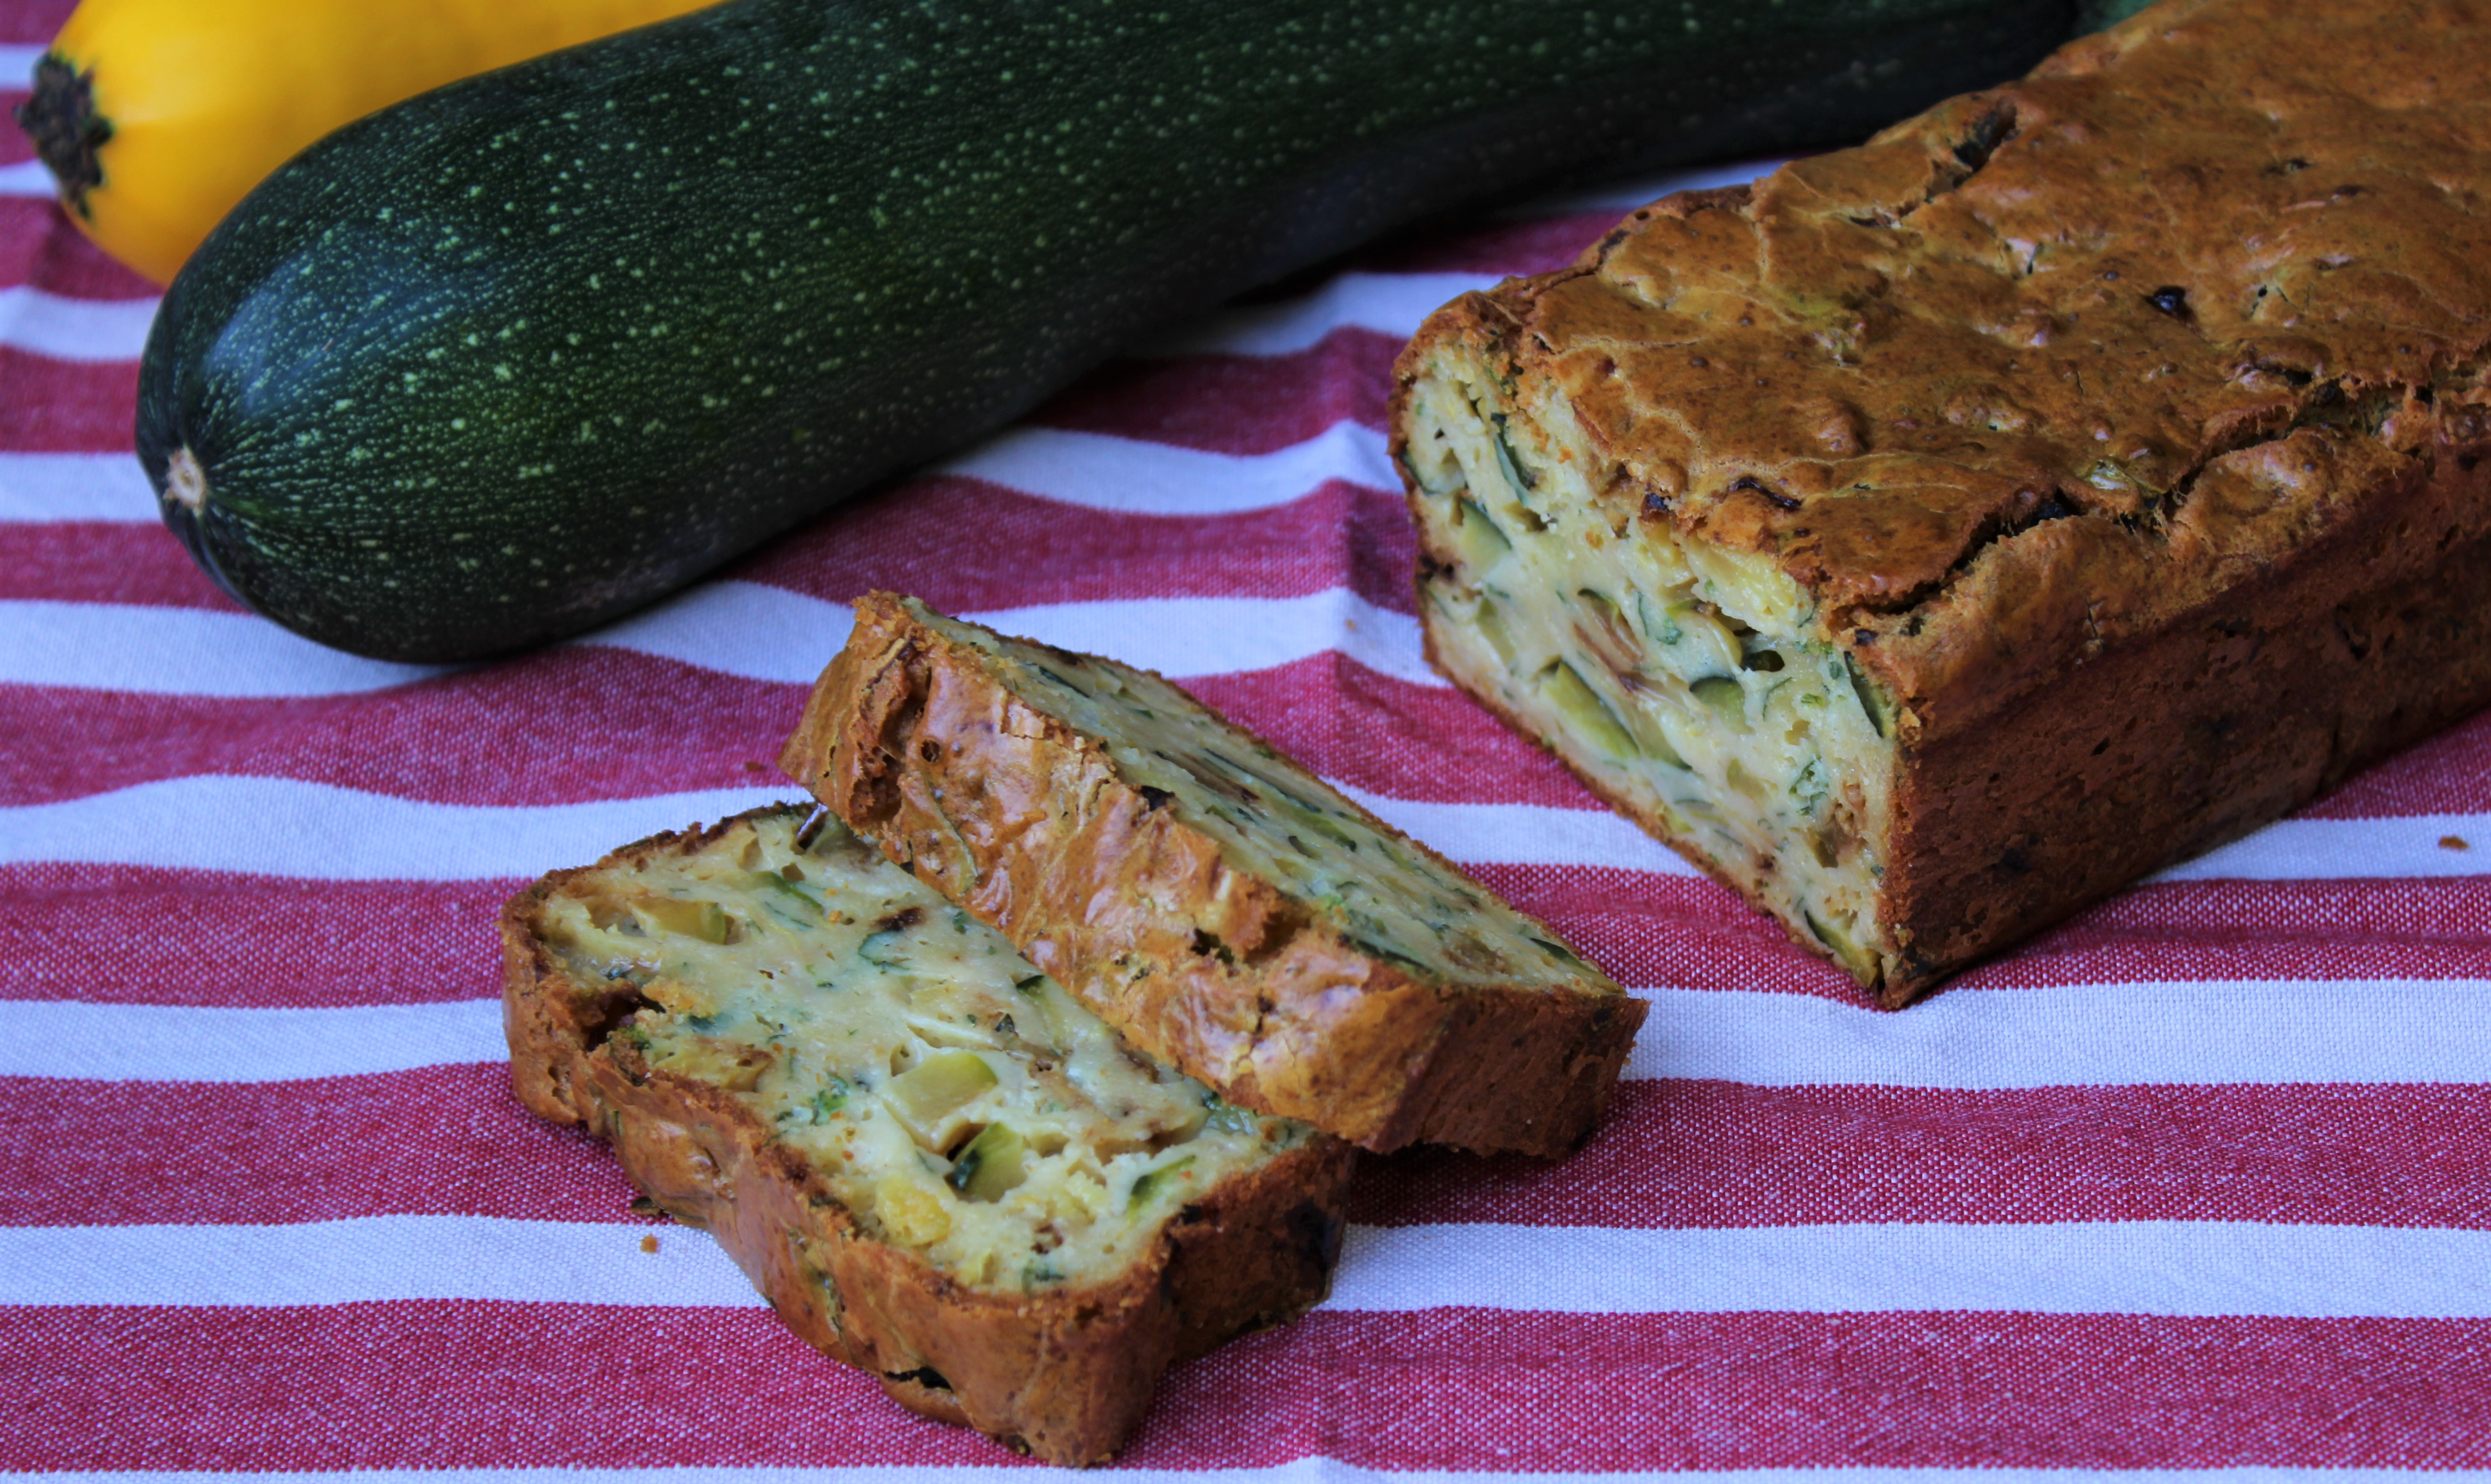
(9, 3), (2491, 1477)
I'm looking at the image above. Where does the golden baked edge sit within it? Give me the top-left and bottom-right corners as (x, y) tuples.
(500, 810), (1357, 1466)
(779, 592), (1645, 1156)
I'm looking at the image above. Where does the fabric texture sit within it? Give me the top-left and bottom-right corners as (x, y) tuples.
(7, 1), (2491, 1474)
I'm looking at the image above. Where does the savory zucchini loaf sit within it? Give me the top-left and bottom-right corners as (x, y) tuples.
(502, 805), (1354, 1465)
(779, 593), (1644, 1157)
(1391, 0), (2491, 1004)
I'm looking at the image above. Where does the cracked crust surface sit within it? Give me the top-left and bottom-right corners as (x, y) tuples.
(779, 593), (1645, 1156)
(501, 807), (1355, 1466)
(1392, 0), (2491, 1000)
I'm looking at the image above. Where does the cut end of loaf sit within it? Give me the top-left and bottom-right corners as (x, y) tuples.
(1399, 341), (1902, 991)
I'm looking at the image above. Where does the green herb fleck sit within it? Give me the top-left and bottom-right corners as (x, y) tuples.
(1843, 654), (1891, 737)
(1202, 1095), (1259, 1136)
(805, 1079), (850, 1122)
(1128, 1156), (1197, 1212)
(1528, 936), (1582, 965)
(1488, 412), (1537, 494)
(1790, 757), (1830, 816)
(1351, 935), (1430, 975)
(751, 871), (824, 912)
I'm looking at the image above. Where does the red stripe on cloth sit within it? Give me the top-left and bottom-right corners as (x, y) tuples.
(1958, 873), (2491, 990)
(1184, 657), (1595, 807)
(2297, 704), (2491, 820)
(9, 856), (2491, 1022)
(1, 0), (72, 44)
(0, 649), (806, 807)
(0, 200), (156, 298)
(0, 522), (233, 609)
(741, 476), (1419, 616)
(7, 1303), (2491, 1470)
(0, 1301), (996, 1471)
(0, 865), (516, 1007)
(0, 651), (1567, 811)
(13, 473), (1423, 616)
(0, 651), (1585, 814)
(1141, 1309), (2491, 1472)
(1352, 1078), (2491, 1233)
(1483, 869), (2491, 1000)
(20, 1067), (2491, 1234)
(0, 348), (134, 448)
(19, 862), (2488, 1017)
(1032, 336), (1398, 452)
(0, 1065), (639, 1228)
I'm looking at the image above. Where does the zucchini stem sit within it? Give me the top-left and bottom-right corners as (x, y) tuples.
(13, 55), (109, 216)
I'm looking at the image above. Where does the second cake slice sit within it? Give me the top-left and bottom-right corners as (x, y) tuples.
(780, 592), (1644, 1156)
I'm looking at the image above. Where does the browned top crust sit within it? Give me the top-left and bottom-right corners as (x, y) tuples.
(1405, 0), (2491, 739)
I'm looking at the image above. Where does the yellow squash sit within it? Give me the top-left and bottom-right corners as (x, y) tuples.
(15, 0), (722, 283)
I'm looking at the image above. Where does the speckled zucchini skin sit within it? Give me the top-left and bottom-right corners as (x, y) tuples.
(137, 0), (2072, 662)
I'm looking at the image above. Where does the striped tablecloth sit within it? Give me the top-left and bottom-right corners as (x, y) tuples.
(10, 5), (2491, 1477)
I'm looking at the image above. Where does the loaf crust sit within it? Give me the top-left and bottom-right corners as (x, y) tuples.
(1392, 0), (2491, 1002)
(502, 810), (1356, 1466)
(779, 593), (1644, 1156)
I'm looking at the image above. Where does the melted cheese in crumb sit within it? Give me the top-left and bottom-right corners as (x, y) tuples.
(1399, 355), (1899, 982)
(541, 808), (1310, 1292)
(903, 598), (1599, 990)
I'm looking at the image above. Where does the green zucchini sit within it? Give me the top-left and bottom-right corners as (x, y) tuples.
(137, 0), (2073, 662)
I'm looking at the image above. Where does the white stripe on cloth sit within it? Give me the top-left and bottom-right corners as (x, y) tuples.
(0, 778), (799, 880)
(10, 1214), (2491, 1319)
(0, 452), (158, 521)
(0, 43), (44, 75)
(939, 419), (1396, 512)
(0, 998), (509, 1082)
(16, 977), (2491, 1089)
(578, 584), (1442, 688)
(2, 772), (2488, 889)
(0, 585), (1439, 693)
(0, 157), (57, 200)
(0, 600), (458, 695)
(1625, 978), (2491, 1088)
(1339, 784), (1698, 875)
(0, 421), (1395, 525)
(0, 284), (156, 361)
(2152, 821), (2491, 882)
(969, 591), (1435, 687)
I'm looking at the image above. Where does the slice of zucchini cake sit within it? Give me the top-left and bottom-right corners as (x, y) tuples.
(780, 592), (1644, 1157)
(503, 805), (1353, 1466)
(1392, 0), (2491, 1003)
